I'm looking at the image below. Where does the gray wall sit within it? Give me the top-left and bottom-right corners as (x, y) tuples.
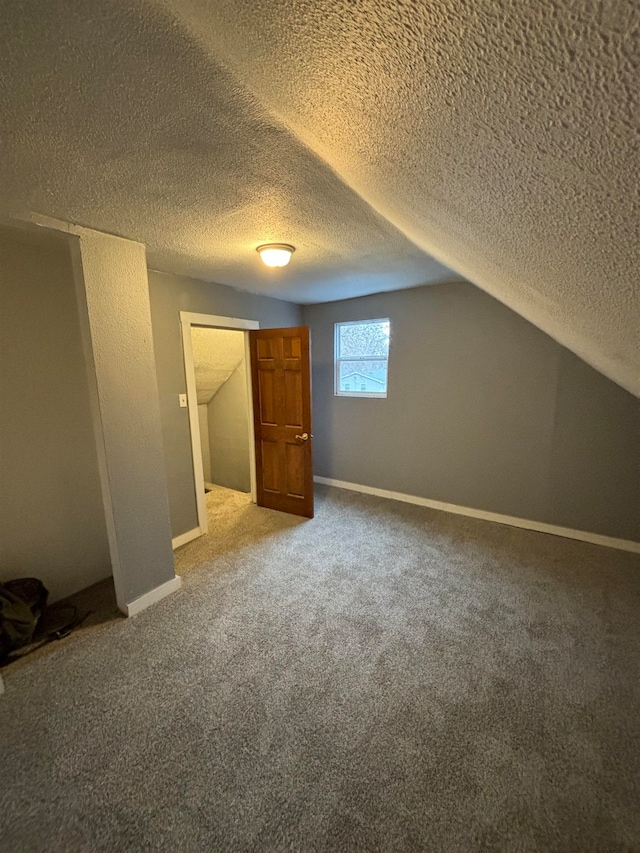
(72, 228), (176, 608)
(208, 359), (251, 492)
(303, 283), (640, 542)
(0, 226), (111, 601)
(148, 270), (302, 537)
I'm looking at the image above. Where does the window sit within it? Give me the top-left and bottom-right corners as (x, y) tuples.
(335, 319), (390, 397)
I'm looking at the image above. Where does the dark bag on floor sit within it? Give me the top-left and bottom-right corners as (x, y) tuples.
(0, 578), (49, 663)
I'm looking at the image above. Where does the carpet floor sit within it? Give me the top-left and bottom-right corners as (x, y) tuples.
(1, 484), (639, 852)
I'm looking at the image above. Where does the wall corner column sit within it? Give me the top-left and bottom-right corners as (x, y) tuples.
(69, 227), (179, 614)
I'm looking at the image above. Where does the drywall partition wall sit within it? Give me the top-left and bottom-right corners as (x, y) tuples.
(198, 405), (212, 482)
(70, 229), (178, 611)
(148, 270), (302, 537)
(0, 226), (111, 601)
(208, 359), (251, 492)
(303, 283), (640, 543)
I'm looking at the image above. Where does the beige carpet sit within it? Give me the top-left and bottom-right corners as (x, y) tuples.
(176, 483), (304, 573)
(2, 483), (639, 851)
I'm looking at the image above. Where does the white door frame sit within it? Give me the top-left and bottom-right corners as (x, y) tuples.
(179, 312), (259, 545)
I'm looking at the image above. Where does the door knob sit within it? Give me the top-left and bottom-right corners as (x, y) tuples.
(295, 432), (309, 441)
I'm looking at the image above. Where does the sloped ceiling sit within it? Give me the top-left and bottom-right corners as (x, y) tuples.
(191, 328), (245, 404)
(0, 0), (638, 394)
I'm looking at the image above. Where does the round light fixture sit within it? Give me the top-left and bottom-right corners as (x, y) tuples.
(256, 243), (295, 268)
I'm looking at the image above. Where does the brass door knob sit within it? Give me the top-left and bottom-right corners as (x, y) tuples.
(295, 432), (309, 441)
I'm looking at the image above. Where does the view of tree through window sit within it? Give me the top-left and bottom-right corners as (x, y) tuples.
(335, 319), (390, 397)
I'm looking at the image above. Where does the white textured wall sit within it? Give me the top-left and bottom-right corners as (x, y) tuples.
(192, 327), (248, 403)
(0, 226), (111, 601)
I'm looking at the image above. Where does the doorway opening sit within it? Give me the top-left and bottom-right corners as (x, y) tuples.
(180, 312), (259, 541)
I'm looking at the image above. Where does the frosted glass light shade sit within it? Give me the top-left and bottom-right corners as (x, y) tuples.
(257, 243), (295, 267)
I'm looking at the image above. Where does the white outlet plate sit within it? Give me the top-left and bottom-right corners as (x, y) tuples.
(179, 394), (187, 408)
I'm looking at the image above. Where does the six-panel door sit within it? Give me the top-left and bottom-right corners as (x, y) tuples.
(249, 327), (314, 518)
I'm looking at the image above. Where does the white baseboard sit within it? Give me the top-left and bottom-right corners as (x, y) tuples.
(172, 527), (202, 549)
(314, 476), (640, 554)
(124, 575), (182, 617)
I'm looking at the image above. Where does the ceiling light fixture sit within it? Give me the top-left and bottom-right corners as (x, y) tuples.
(256, 243), (295, 268)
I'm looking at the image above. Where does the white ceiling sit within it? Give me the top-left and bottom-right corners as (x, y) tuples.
(191, 328), (245, 405)
(0, 0), (638, 394)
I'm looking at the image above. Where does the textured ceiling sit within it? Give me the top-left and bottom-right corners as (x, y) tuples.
(0, 0), (638, 394)
(0, 0), (455, 305)
(191, 327), (245, 404)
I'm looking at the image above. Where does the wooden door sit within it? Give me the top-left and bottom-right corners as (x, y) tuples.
(249, 327), (313, 518)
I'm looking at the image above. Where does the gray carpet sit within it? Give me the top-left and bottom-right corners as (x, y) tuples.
(1, 484), (639, 852)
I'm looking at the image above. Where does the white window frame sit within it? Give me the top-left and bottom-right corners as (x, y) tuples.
(334, 318), (390, 398)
